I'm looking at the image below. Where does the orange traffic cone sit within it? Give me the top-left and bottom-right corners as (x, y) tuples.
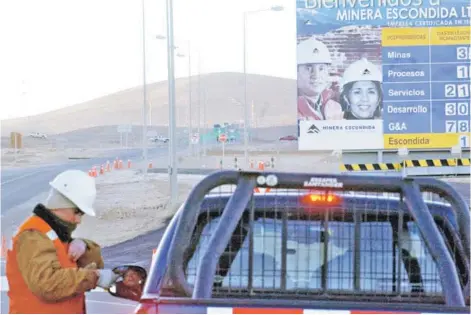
(1, 236), (7, 258)
(258, 161), (265, 171)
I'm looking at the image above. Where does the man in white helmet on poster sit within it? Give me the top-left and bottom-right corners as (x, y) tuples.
(297, 36), (343, 121)
(340, 58), (383, 120)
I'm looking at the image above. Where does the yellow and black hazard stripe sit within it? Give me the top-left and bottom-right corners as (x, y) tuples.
(341, 163), (401, 172)
(404, 158), (471, 168)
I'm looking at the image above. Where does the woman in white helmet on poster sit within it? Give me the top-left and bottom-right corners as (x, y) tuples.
(340, 58), (383, 120)
(297, 37), (343, 121)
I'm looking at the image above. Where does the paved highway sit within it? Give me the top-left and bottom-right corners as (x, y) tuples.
(1, 146), (171, 211)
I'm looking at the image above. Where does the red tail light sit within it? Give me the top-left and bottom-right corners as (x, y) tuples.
(300, 192), (342, 206)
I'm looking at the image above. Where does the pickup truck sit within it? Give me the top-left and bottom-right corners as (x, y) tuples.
(149, 136), (169, 144)
(29, 132), (48, 139)
(107, 170), (470, 314)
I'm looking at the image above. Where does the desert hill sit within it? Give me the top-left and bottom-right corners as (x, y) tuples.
(1, 72), (297, 135)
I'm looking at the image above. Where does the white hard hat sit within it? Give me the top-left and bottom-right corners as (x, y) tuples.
(49, 169), (97, 216)
(297, 37), (332, 65)
(341, 58), (382, 88)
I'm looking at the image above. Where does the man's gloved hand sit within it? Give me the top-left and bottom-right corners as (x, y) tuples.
(68, 239), (87, 262)
(96, 269), (121, 289)
(84, 262), (97, 270)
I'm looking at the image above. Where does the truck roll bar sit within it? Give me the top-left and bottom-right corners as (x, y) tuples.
(165, 171), (469, 307)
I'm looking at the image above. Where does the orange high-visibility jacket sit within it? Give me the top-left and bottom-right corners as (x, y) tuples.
(6, 216), (87, 314)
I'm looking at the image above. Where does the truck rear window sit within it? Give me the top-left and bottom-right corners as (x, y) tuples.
(183, 205), (461, 301)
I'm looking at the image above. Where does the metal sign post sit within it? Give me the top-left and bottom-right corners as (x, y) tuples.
(14, 133), (17, 163)
(219, 134), (227, 168)
(398, 147), (409, 178)
(166, 0), (178, 208)
(117, 125), (132, 149)
(451, 144), (462, 176)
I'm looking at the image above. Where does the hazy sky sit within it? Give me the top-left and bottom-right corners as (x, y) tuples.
(0, 0), (296, 120)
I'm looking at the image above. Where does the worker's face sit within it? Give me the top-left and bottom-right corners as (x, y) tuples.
(52, 208), (84, 224)
(123, 270), (141, 288)
(347, 81), (380, 119)
(297, 63), (330, 97)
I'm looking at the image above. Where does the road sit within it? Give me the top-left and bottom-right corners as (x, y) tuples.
(1, 146), (171, 212)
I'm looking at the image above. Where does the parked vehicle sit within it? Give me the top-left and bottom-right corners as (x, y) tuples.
(149, 136), (169, 143)
(279, 135), (298, 141)
(29, 132), (47, 139)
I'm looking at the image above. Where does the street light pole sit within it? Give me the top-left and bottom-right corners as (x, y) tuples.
(158, 35), (192, 157)
(141, 0), (148, 170)
(188, 41), (193, 156)
(243, 12), (248, 165)
(166, 0), (178, 208)
(197, 53), (201, 158)
(203, 86), (207, 156)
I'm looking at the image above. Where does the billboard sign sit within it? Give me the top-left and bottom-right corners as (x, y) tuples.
(296, 0), (471, 150)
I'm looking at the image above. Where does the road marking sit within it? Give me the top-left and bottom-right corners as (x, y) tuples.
(1, 170), (44, 186)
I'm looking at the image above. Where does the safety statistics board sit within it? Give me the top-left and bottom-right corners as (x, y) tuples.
(296, 0), (471, 150)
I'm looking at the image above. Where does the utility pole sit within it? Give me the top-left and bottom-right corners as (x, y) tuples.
(203, 88), (207, 156)
(197, 54), (202, 158)
(149, 101), (152, 126)
(141, 0), (148, 171)
(188, 41), (192, 156)
(166, 0), (178, 208)
(243, 12), (249, 165)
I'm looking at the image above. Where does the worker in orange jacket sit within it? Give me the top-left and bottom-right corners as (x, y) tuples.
(6, 170), (120, 314)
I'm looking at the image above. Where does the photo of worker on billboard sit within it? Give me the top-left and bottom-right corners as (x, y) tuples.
(297, 37), (343, 121)
(340, 58), (383, 120)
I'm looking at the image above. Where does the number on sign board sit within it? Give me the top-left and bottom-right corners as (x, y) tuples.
(445, 84), (457, 97)
(457, 84), (470, 98)
(445, 102), (470, 116)
(457, 65), (470, 79)
(445, 103), (456, 115)
(445, 84), (471, 98)
(446, 120), (457, 133)
(456, 46), (471, 60)
(458, 103), (469, 116)
(460, 135), (470, 148)
(446, 120), (470, 133)
(458, 121), (469, 133)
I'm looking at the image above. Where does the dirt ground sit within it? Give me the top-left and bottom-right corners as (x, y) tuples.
(72, 169), (203, 247)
